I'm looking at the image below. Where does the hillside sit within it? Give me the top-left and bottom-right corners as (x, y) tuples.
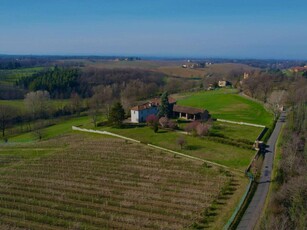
(176, 89), (273, 127)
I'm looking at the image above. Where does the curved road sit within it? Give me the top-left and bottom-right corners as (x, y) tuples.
(237, 111), (286, 230)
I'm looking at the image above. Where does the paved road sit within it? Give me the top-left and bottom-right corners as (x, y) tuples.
(237, 112), (286, 230)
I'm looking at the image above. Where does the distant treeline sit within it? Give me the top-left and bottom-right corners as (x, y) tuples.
(263, 78), (307, 229)
(0, 57), (52, 69)
(16, 67), (168, 99)
(15, 66), (199, 103)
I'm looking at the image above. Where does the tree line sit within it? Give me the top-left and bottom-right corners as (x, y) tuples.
(260, 77), (307, 229)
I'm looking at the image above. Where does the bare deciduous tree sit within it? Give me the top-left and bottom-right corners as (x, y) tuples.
(0, 105), (16, 138)
(70, 92), (82, 116)
(177, 136), (186, 149)
(267, 90), (287, 118)
(24, 90), (50, 119)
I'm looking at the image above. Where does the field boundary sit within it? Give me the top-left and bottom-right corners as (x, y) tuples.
(223, 175), (253, 230)
(72, 126), (244, 174)
(72, 126), (141, 143)
(147, 144), (239, 172)
(217, 119), (265, 128)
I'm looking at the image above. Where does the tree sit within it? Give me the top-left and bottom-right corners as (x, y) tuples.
(159, 117), (169, 128)
(185, 121), (200, 136)
(196, 123), (209, 137)
(146, 114), (159, 133)
(177, 136), (186, 149)
(24, 90), (50, 119)
(0, 105), (16, 138)
(158, 91), (170, 118)
(267, 90), (286, 119)
(70, 92), (82, 116)
(168, 120), (177, 130)
(89, 95), (100, 127)
(108, 102), (125, 127)
(92, 85), (113, 118)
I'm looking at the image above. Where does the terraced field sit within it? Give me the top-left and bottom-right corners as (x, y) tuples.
(0, 135), (238, 229)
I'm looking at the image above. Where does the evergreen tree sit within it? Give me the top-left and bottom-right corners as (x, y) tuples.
(108, 102), (125, 127)
(158, 91), (170, 118)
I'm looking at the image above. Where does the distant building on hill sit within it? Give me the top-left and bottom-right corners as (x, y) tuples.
(290, 66), (307, 72)
(130, 97), (210, 123)
(218, 80), (231, 87)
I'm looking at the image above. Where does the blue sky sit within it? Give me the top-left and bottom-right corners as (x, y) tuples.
(0, 0), (307, 59)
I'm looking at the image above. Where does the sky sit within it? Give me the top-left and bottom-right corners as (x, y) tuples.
(0, 0), (307, 59)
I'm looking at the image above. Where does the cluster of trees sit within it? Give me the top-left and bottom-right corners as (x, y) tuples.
(241, 71), (289, 103)
(0, 105), (18, 139)
(0, 90), (87, 140)
(16, 67), (81, 99)
(185, 121), (211, 137)
(0, 57), (52, 69)
(83, 68), (166, 111)
(0, 85), (25, 100)
(262, 78), (307, 229)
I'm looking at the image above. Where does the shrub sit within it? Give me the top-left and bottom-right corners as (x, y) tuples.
(177, 136), (186, 149)
(185, 121), (200, 136)
(159, 117), (169, 128)
(196, 123), (209, 137)
(146, 114), (159, 133)
(146, 114), (158, 126)
(168, 120), (177, 130)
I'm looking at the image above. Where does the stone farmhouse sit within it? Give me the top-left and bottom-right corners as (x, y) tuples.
(131, 97), (209, 123)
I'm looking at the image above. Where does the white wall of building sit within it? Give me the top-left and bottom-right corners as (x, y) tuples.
(130, 106), (158, 123)
(131, 110), (139, 123)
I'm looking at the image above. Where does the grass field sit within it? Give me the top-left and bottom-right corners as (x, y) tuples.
(157, 63), (258, 78)
(210, 121), (263, 142)
(7, 113), (259, 170)
(97, 125), (255, 170)
(176, 89), (273, 127)
(0, 134), (248, 229)
(0, 99), (70, 112)
(8, 116), (91, 142)
(83, 60), (179, 69)
(0, 67), (43, 85)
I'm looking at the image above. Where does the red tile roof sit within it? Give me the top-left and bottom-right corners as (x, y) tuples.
(131, 103), (156, 111)
(131, 97), (177, 111)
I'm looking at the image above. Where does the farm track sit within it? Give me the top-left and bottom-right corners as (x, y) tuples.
(0, 137), (233, 229)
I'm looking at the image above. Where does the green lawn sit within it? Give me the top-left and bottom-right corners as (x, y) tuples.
(177, 120), (263, 143)
(7, 113), (258, 170)
(212, 121), (263, 142)
(97, 125), (255, 170)
(9, 116), (92, 142)
(177, 89), (273, 127)
(0, 99), (70, 111)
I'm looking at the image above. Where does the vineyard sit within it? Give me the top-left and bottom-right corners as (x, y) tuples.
(0, 135), (238, 229)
